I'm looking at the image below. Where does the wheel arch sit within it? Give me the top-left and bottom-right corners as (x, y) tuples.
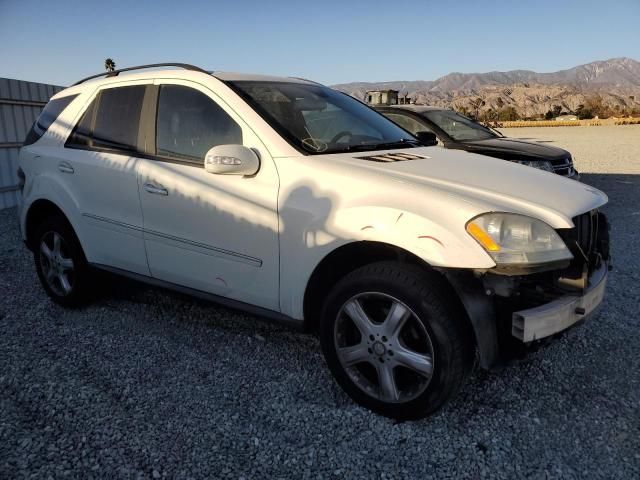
(303, 242), (409, 331)
(302, 240), (500, 369)
(25, 199), (74, 250)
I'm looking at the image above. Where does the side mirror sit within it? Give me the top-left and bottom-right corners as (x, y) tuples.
(415, 131), (438, 146)
(204, 145), (260, 176)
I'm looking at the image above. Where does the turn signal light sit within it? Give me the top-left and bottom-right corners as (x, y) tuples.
(466, 222), (501, 252)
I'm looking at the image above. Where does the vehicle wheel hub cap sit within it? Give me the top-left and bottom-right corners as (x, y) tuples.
(372, 341), (386, 356)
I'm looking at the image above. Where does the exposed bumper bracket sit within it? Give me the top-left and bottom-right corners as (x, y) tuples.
(512, 262), (608, 342)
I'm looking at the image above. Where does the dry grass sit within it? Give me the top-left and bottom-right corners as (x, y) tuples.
(614, 118), (640, 125)
(499, 118), (640, 128)
(501, 120), (595, 128)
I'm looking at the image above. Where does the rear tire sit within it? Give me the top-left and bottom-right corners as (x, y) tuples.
(320, 261), (473, 420)
(34, 215), (93, 308)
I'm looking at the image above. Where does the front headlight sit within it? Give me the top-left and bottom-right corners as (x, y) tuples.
(466, 213), (573, 265)
(514, 160), (554, 172)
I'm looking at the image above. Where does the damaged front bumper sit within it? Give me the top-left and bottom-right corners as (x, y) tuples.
(446, 208), (610, 368)
(511, 261), (608, 342)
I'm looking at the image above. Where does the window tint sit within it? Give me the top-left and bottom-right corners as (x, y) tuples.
(92, 86), (146, 151)
(156, 85), (242, 162)
(385, 113), (431, 135)
(24, 94), (78, 146)
(422, 110), (496, 141)
(65, 86), (146, 152)
(66, 99), (96, 147)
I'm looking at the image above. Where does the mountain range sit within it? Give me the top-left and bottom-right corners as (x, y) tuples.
(333, 58), (640, 118)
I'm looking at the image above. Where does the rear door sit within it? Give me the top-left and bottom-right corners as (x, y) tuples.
(60, 82), (151, 275)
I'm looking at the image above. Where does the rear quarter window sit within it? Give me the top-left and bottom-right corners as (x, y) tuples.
(23, 94), (79, 146)
(65, 85), (146, 153)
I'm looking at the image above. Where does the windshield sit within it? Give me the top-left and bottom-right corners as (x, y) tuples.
(228, 81), (418, 154)
(421, 110), (497, 142)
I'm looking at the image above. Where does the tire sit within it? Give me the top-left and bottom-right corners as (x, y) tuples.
(33, 214), (93, 307)
(320, 261), (473, 420)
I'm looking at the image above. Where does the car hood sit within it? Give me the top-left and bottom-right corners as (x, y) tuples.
(328, 147), (606, 229)
(458, 137), (570, 162)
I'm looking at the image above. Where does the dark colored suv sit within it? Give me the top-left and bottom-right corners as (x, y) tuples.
(376, 105), (578, 179)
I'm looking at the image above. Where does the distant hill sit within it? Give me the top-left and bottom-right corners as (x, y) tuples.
(333, 58), (640, 118)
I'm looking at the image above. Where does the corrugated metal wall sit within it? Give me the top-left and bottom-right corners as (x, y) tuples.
(0, 77), (64, 209)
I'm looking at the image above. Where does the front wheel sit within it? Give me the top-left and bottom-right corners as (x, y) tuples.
(320, 262), (473, 420)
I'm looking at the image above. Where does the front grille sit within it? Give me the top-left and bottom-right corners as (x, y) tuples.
(572, 210), (597, 258)
(557, 209), (610, 277)
(553, 165), (574, 176)
(552, 156), (575, 177)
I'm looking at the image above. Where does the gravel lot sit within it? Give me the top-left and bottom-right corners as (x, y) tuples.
(1, 126), (639, 479)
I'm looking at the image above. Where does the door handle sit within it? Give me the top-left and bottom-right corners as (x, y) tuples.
(143, 182), (168, 196)
(58, 161), (74, 174)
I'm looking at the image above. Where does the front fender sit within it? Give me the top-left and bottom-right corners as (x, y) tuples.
(332, 206), (495, 269)
(278, 202), (495, 319)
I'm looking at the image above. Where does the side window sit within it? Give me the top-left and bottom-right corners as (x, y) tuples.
(24, 94), (79, 146)
(156, 85), (242, 162)
(385, 113), (431, 136)
(66, 85), (146, 152)
(92, 86), (145, 151)
(66, 99), (96, 147)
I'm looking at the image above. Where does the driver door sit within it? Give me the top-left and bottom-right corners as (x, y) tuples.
(136, 80), (280, 311)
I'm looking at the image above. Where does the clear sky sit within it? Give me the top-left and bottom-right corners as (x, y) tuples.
(1, 0), (638, 87)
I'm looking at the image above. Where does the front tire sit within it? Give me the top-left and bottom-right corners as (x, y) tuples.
(34, 215), (92, 307)
(320, 261), (473, 420)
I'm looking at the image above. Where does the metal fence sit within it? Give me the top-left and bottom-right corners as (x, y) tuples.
(0, 77), (63, 209)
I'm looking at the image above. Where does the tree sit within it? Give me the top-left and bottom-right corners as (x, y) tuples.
(482, 108), (498, 122)
(496, 97), (505, 109)
(104, 58), (116, 72)
(579, 95), (610, 119)
(545, 110), (554, 120)
(469, 97), (485, 119)
(552, 105), (562, 118)
(575, 104), (591, 119)
(497, 106), (519, 121)
(454, 104), (470, 117)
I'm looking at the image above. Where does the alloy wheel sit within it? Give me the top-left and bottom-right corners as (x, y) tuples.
(334, 292), (435, 403)
(39, 231), (75, 297)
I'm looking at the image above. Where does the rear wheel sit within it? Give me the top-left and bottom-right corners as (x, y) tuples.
(34, 216), (92, 307)
(320, 261), (473, 420)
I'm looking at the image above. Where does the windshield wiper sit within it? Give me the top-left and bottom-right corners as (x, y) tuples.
(332, 139), (421, 153)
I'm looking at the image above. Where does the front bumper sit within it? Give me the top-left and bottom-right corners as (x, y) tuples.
(511, 261), (608, 342)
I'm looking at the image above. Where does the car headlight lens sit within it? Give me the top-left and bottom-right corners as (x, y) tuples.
(466, 213), (573, 265)
(514, 160), (554, 172)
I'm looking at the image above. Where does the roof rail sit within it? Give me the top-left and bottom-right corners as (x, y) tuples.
(71, 63), (210, 86)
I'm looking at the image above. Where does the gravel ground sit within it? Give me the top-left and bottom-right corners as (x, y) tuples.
(1, 126), (639, 479)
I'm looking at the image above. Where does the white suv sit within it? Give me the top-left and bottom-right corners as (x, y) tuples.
(18, 64), (610, 419)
